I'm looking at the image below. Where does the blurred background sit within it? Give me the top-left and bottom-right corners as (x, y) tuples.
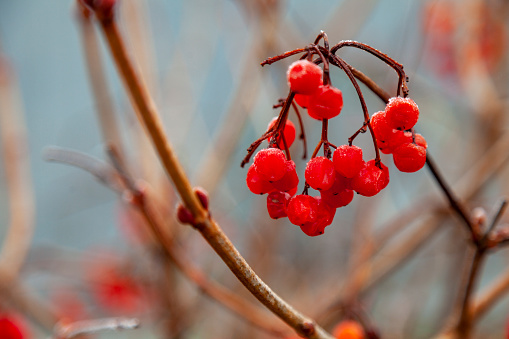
(0, 0), (508, 338)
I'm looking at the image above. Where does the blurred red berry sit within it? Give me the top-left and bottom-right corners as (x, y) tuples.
(332, 320), (365, 339)
(267, 117), (296, 148)
(0, 315), (27, 339)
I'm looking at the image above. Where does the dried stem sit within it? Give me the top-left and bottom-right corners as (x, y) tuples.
(91, 9), (333, 339)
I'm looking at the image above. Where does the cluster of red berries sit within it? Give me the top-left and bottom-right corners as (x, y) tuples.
(244, 36), (427, 237)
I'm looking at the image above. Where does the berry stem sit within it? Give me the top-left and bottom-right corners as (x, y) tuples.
(261, 48), (307, 66)
(330, 40), (408, 97)
(95, 13), (333, 339)
(291, 101), (308, 159)
(314, 30), (329, 51)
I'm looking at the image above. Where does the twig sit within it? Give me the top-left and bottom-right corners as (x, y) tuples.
(53, 317), (140, 339)
(89, 6), (333, 338)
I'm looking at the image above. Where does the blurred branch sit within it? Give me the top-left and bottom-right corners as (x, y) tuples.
(53, 317), (140, 339)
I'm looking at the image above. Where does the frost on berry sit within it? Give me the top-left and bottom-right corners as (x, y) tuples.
(287, 194), (318, 226)
(321, 173), (354, 208)
(414, 133), (428, 149)
(267, 117), (296, 148)
(272, 160), (299, 192)
(246, 164), (274, 195)
(300, 197), (336, 236)
(267, 191), (291, 219)
(351, 160), (389, 197)
(393, 143), (427, 172)
(332, 145), (365, 178)
(287, 60), (323, 94)
(253, 148), (287, 181)
(332, 320), (365, 339)
(385, 97), (419, 130)
(305, 156), (336, 191)
(307, 85), (344, 120)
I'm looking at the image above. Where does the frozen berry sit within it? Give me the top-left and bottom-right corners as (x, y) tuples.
(393, 143), (427, 172)
(273, 160), (299, 192)
(246, 164), (274, 194)
(332, 320), (365, 339)
(385, 97), (419, 130)
(321, 173), (354, 208)
(333, 145), (365, 178)
(370, 111), (392, 141)
(351, 160), (389, 196)
(287, 195), (318, 226)
(253, 148), (287, 181)
(307, 85), (344, 119)
(300, 197), (336, 236)
(267, 117), (296, 148)
(287, 60), (323, 94)
(305, 156), (336, 191)
(267, 191), (291, 219)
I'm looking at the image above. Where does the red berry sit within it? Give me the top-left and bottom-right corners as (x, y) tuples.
(267, 117), (296, 148)
(287, 60), (323, 94)
(332, 320), (365, 339)
(246, 164), (275, 195)
(267, 191), (291, 219)
(286, 186), (298, 197)
(414, 133), (428, 149)
(351, 160), (389, 197)
(385, 97), (419, 130)
(253, 148), (287, 181)
(366, 159), (390, 189)
(287, 194), (318, 226)
(333, 145), (365, 178)
(321, 173), (354, 208)
(307, 85), (344, 119)
(377, 130), (412, 154)
(294, 93), (310, 108)
(393, 143), (427, 172)
(272, 160), (299, 192)
(370, 111), (392, 141)
(0, 315), (26, 339)
(300, 197), (336, 236)
(305, 156), (336, 191)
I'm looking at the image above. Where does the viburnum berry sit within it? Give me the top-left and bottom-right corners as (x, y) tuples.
(307, 85), (344, 120)
(332, 320), (365, 339)
(267, 117), (296, 148)
(370, 111), (392, 141)
(300, 197), (336, 236)
(287, 60), (323, 94)
(333, 145), (365, 178)
(294, 93), (310, 108)
(272, 160), (299, 192)
(253, 148), (287, 181)
(385, 97), (419, 130)
(287, 194), (318, 226)
(414, 133), (428, 149)
(393, 143), (427, 172)
(366, 159), (390, 189)
(246, 164), (274, 195)
(0, 314), (27, 339)
(321, 173), (354, 208)
(351, 160), (389, 197)
(305, 156), (336, 191)
(376, 129), (412, 154)
(267, 191), (291, 219)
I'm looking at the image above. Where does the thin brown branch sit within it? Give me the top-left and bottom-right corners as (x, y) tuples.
(470, 267), (509, 322)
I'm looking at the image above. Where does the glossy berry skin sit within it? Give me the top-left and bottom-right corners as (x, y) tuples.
(300, 197), (336, 236)
(287, 60), (323, 94)
(333, 145), (365, 178)
(0, 315), (25, 339)
(272, 160), (299, 192)
(351, 160), (389, 197)
(385, 97), (419, 130)
(294, 93), (310, 108)
(267, 191), (291, 219)
(267, 117), (296, 148)
(376, 130), (412, 154)
(332, 320), (365, 339)
(366, 159), (389, 189)
(321, 173), (354, 208)
(253, 148), (287, 181)
(246, 164), (274, 195)
(307, 85), (344, 120)
(287, 194), (318, 226)
(305, 156), (336, 191)
(393, 143), (427, 172)
(370, 111), (392, 141)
